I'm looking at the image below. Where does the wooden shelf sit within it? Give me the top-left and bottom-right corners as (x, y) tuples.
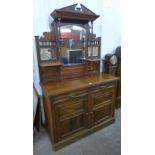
(40, 61), (63, 67)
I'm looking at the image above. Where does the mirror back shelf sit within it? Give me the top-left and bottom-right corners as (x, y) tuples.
(35, 4), (101, 84)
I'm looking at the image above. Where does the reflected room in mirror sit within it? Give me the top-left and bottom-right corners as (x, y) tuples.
(60, 25), (86, 65)
(40, 48), (57, 61)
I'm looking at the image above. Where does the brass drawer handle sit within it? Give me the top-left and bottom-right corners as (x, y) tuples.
(86, 113), (89, 116)
(90, 112), (93, 114)
(100, 85), (115, 90)
(68, 93), (75, 99)
(101, 85), (106, 89)
(106, 85), (115, 89)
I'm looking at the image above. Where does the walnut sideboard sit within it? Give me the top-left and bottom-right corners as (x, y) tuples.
(41, 73), (119, 150)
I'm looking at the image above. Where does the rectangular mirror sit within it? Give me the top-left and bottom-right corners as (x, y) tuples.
(60, 25), (86, 65)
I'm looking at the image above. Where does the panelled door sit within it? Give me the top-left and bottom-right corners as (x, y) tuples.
(90, 85), (116, 126)
(53, 91), (88, 141)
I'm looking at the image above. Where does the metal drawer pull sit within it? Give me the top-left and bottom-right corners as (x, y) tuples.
(100, 85), (115, 90)
(106, 85), (115, 89)
(68, 93), (75, 99)
(101, 86), (106, 89)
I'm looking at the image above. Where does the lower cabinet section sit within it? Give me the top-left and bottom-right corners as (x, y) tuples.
(43, 78), (118, 150)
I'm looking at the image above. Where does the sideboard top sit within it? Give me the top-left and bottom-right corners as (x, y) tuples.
(41, 73), (119, 96)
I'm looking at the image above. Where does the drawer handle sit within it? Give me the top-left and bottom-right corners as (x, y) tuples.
(68, 93), (75, 99)
(100, 85), (115, 90)
(90, 112), (93, 115)
(101, 86), (106, 89)
(106, 85), (115, 89)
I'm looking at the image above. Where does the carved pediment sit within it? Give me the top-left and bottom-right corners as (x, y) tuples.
(51, 3), (99, 22)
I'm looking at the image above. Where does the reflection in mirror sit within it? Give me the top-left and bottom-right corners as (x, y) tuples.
(93, 47), (98, 56)
(40, 48), (57, 61)
(88, 47), (98, 57)
(60, 25), (86, 65)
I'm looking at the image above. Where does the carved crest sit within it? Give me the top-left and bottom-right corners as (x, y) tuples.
(51, 3), (99, 22)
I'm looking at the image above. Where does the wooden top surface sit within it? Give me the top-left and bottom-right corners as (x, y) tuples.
(41, 73), (119, 96)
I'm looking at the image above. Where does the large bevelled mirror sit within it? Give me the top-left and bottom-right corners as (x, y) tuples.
(60, 25), (86, 65)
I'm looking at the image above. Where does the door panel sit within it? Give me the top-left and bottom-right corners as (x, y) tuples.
(93, 102), (111, 124)
(57, 99), (85, 121)
(54, 94), (88, 140)
(93, 92), (112, 106)
(58, 114), (85, 138)
(92, 86), (115, 125)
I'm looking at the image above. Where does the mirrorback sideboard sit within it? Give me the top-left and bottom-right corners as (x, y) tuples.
(35, 3), (119, 150)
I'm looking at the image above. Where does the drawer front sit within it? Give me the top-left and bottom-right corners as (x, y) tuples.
(88, 81), (116, 92)
(52, 89), (87, 104)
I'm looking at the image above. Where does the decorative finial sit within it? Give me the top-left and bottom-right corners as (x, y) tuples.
(75, 3), (82, 11)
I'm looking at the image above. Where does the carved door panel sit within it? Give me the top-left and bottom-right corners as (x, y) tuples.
(54, 93), (88, 141)
(91, 86), (116, 126)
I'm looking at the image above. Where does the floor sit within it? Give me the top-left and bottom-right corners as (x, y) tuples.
(33, 108), (121, 155)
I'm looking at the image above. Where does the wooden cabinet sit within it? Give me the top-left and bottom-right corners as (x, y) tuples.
(42, 73), (118, 150)
(35, 3), (119, 150)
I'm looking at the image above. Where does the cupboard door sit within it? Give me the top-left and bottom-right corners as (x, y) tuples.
(92, 86), (116, 125)
(54, 94), (88, 141)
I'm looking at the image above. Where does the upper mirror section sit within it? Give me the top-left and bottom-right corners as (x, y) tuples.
(60, 25), (86, 65)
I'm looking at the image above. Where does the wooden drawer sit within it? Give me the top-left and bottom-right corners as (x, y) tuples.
(51, 89), (88, 104)
(88, 81), (116, 92)
(100, 81), (117, 89)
